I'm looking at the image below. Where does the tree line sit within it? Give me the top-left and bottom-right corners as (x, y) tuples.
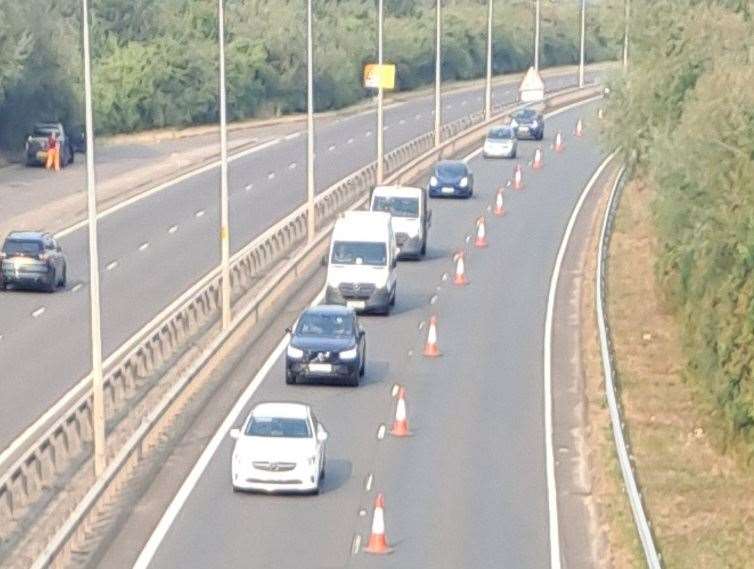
(0, 0), (622, 153)
(604, 0), (754, 444)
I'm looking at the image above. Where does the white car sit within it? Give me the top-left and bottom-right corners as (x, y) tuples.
(230, 402), (328, 494)
(482, 126), (518, 158)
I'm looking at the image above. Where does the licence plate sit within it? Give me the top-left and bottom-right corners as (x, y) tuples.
(347, 300), (366, 310)
(308, 363), (332, 373)
(441, 187), (455, 194)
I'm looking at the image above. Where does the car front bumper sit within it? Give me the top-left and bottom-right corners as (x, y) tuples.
(483, 144), (516, 158)
(286, 357), (360, 382)
(325, 284), (390, 313)
(428, 184), (472, 198)
(232, 463), (320, 493)
(514, 126), (542, 139)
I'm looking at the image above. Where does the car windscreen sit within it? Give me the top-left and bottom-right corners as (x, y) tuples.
(372, 196), (419, 218)
(3, 240), (42, 256)
(436, 162), (466, 178)
(488, 127), (514, 140)
(246, 417), (311, 438)
(331, 241), (386, 266)
(296, 312), (353, 338)
(513, 110), (537, 122)
(32, 127), (58, 137)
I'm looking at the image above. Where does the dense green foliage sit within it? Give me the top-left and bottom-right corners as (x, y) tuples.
(0, 0), (622, 151)
(604, 1), (754, 441)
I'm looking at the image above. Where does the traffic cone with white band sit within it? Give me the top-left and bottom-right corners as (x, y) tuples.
(554, 130), (565, 153)
(390, 387), (411, 437)
(493, 189), (505, 217)
(474, 216), (488, 248)
(452, 251), (470, 285)
(364, 493), (392, 554)
(575, 118), (584, 137)
(423, 316), (441, 357)
(513, 163), (524, 190)
(532, 147), (544, 169)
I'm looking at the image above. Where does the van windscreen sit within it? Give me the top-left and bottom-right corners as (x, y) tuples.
(372, 196), (419, 218)
(331, 241), (387, 266)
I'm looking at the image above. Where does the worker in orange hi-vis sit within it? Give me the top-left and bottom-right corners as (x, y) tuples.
(45, 132), (61, 172)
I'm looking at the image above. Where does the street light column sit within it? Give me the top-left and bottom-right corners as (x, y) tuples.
(534, 0), (541, 71)
(218, 0), (231, 331)
(306, 0), (316, 242)
(484, 0), (494, 120)
(578, 0), (586, 87)
(376, 0), (385, 184)
(434, 0), (442, 147)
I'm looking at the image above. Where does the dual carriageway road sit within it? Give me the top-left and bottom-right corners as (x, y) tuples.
(109, 98), (610, 569)
(0, 69), (599, 455)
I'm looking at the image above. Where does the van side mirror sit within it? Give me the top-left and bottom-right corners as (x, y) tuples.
(317, 424), (329, 442)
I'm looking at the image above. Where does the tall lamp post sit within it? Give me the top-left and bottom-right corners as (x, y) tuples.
(484, 0), (494, 119)
(434, 0), (442, 147)
(578, 0), (586, 87)
(376, 0), (385, 184)
(623, 0), (630, 73)
(218, 0), (231, 331)
(534, 0), (541, 71)
(306, 0), (316, 241)
(80, 0), (106, 477)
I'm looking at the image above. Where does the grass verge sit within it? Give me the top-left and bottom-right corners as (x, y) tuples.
(605, 178), (754, 568)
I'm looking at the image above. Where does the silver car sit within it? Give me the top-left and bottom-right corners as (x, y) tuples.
(482, 126), (518, 159)
(0, 231), (68, 292)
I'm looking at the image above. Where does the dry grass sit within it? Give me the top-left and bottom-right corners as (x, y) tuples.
(605, 179), (754, 568)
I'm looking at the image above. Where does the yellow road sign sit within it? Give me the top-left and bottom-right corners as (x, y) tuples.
(364, 64), (396, 90)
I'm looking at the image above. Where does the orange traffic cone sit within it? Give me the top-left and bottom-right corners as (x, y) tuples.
(532, 147), (544, 169)
(423, 316), (442, 357)
(554, 130), (565, 152)
(493, 189), (506, 217)
(364, 493), (392, 554)
(513, 163), (524, 190)
(474, 216), (488, 248)
(575, 118), (584, 137)
(452, 251), (470, 285)
(390, 387), (411, 437)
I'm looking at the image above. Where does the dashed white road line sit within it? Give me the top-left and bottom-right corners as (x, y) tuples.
(245, 183), (253, 192)
(365, 473), (374, 491)
(106, 260), (119, 271)
(328, 144), (336, 151)
(71, 284), (83, 293)
(168, 225), (178, 234)
(391, 384), (400, 397)
(289, 162), (297, 170)
(399, 119), (406, 125)
(415, 114), (422, 120)
(195, 210), (205, 218)
(284, 132), (301, 141)
(31, 307), (45, 318)
(138, 242), (150, 252)
(351, 534), (362, 555)
(377, 424), (386, 440)
(365, 130), (372, 137)
(267, 172), (276, 180)
(383, 125), (389, 131)
(347, 138), (354, 144)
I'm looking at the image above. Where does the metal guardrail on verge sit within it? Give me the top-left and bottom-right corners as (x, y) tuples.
(596, 166), (663, 569)
(1, 84), (600, 568)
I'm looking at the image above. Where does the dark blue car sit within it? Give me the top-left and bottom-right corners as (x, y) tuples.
(428, 160), (474, 199)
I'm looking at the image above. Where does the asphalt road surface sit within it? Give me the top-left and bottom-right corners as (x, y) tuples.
(131, 99), (605, 569)
(0, 69), (598, 455)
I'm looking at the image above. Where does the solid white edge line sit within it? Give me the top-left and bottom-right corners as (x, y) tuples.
(543, 149), (617, 569)
(131, 288), (325, 569)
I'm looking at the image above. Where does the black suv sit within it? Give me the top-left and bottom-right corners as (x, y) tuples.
(510, 109), (545, 140)
(0, 232), (68, 292)
(285, 305), (366, 386)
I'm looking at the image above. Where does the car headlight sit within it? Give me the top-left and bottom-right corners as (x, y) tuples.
(339, 347), (358, 360)
(510, 119), (518, 128)
(429, 176), (438, 186)
(287, 345), (304, 358)
(459, 177), (468, 188)
(532, 120), (539, 128)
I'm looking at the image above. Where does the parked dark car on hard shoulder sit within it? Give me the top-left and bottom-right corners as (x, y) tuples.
(0, 231), (68, 292)
(285, 305), (366, 387)
(428, 160), (474, 199)
(510, 109), (545, 140)
(25, 122), (76, 167)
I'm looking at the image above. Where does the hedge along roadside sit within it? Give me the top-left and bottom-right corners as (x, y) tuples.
(596, 166), (663, 569)
(27, 84), (604, 569)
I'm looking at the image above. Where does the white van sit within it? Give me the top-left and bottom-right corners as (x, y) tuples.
(369, 185), (431, 259)
(324, 211), (398, 315)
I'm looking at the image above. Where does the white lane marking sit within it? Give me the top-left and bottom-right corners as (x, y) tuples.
(542, 149), (617, 569)
(365, 473), (374, 491)
(347, 138), (354, 144)
(195, 210), (205, 218)
(245, 183), (253, 192)
(461, 100), (467, 106)
(132, 288), (326, 569)
(391, 384), (400, 397)
(377, 424), (386, 440)
(399, 119), (406, 125)
(284, 132), (301, 141)
(289, 162), (297, 170)
(365, 131), (372, 137)
(55, 138), (282, 239)
(351, 534), (362, 555)
(32, 307), (45, 318)
(328, 144), (336, 151)
(72, 284), (83, 293)
(447, 104), (453, 109)
(138, 242), (150, 252)
(168, 225), (178, 234)
(415, 114), (421, 120)
(267, 172), (276, 180)
(106, 260), (118, 271)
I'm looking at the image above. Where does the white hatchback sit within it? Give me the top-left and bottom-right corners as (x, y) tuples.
(230, 402), (328, 494)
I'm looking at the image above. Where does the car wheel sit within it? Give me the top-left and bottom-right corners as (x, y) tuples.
(420, 238), (427, 256)
(347, 370), (360, 387)
(285, 371), (297, 385)
(390, 285), (396, 306)
(59, 265), (67, 288)
(45, 272), (56, 293)
(68, 147), (74, 165)
(359, 352), (366, 377)
(0, 279), (5, 291)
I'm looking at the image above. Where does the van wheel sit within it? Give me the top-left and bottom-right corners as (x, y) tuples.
(420, 239), (427, 256)
(389, 286), (396, 306)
